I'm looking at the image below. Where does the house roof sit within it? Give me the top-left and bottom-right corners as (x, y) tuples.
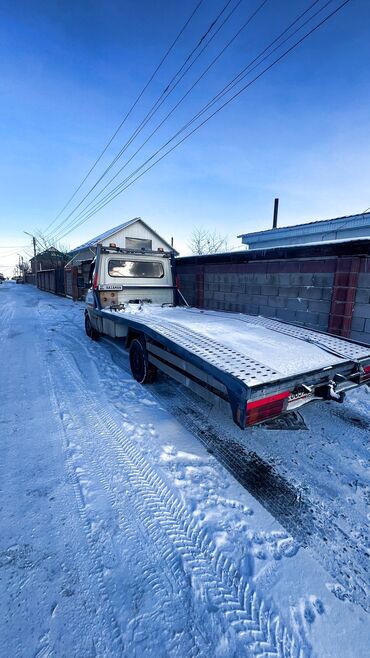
(238, 211), (370, 240)
(176, 237), (370, 266)
(69, 217), (178, 254)
(30, 247), (67, 261)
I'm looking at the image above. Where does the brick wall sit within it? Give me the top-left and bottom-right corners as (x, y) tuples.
(351, 258), (370, 344)
(177, 249), (370, 345)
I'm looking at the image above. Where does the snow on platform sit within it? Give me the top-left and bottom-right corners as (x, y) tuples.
(0, 282), (369, 658)
(110, 304), (364, 376)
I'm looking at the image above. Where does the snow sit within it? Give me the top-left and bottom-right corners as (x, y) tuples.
(245, 235), (370, 251)
(1, 281), (370, 657)
(110, 304), (346, 376)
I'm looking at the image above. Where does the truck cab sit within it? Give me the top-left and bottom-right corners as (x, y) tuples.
(85, 243), (176, 339)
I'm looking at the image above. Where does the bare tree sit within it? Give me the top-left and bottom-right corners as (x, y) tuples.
(36, 232), (70, 256)
(35, 232), (70, 267)
(188, 228), (229, 255)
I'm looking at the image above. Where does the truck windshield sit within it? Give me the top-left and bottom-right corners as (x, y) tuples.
(108, 259), (164, 278)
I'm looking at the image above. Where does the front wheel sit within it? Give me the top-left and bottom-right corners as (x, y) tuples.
(129, 338), (157, 384)
(85, 312), (100, 341)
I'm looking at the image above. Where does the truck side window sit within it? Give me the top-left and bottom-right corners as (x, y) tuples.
(108, 259), (164, 278)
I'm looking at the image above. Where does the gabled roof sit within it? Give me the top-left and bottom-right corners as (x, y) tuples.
(70, 217), (178, 254)
(30, 247), (67, 261)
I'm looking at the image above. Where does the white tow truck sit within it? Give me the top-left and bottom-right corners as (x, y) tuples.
(85, 242), (370, 428)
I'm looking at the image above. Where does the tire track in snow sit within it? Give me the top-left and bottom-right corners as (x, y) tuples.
(41, 303), (369, 612)
(42, 318), (311, 658)
(155, 386), (370, 613)
(70, 329), (370, 611)
(43, 359), (126, 657)
(43, 331), (209, 655)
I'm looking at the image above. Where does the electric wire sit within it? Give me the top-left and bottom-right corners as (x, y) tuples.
(66, 0), (327, 233)
(53, 0), (352, 242)
(50, 0), (269, 241)
(46, 0), (247, 240)
(50, 0), (336, 239)
(44, 0), (206, 234)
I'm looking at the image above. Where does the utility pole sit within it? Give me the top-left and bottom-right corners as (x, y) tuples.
(17, 254), (25, 282)
(24, 231), (38, 287)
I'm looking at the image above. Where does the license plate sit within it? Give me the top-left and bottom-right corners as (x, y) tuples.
(99, 284), (123, 291)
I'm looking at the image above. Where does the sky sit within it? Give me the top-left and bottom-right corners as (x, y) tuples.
(0, 0), (370, 274)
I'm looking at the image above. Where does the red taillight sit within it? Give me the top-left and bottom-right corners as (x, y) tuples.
(246, 391), (291, 426)
(93, 270), (98, 289)
(359, 365), (370, 383)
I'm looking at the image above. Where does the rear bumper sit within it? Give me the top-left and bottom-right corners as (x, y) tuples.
(246, 363), (370, 426)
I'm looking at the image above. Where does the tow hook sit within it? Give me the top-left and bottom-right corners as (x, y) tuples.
(326, 380), (345, 403)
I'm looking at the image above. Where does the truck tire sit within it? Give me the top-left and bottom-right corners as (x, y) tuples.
(129, 338), (157, 384)
(85, 312), (100, 341)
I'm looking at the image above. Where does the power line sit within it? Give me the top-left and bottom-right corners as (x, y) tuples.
(44, 0), (206, 234)
(46, 0), (246, 241)
(50, 0), (329, 240)
(52, 0), (336, 239)
(50, 0), (269, 241)
(54, 0), (352, 242)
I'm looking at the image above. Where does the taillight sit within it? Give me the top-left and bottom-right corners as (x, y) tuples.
(359, 365), (370, 383)
(246, 391), (291, 426)
(93, 270), (98, 289)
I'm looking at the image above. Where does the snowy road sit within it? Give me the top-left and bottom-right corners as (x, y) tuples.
(0, 282), (369, 658)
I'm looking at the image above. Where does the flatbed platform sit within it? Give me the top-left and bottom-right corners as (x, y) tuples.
(104, 305), (370, 383)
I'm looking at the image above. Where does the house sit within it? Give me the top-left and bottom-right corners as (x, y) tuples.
(238, 211), (370, 250)
(65, 217), (178, 299)
(30, 247), (69, 274)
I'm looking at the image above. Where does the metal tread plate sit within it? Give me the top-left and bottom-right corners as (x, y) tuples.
(241, 316), (370, 361)
(124, 313), (283, 387)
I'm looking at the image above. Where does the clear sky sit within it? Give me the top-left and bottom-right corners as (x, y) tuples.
(0, 0), (370, 274)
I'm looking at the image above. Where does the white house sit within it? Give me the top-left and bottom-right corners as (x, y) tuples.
(65, 217), (178, 299)
(67, 217), (178, 267)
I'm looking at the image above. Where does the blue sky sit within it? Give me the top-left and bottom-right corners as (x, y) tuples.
(0, 0), (370, 272)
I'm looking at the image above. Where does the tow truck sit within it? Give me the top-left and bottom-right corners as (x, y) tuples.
(85, 242), (370, 428)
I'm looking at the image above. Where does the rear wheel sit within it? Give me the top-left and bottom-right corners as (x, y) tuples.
(129, 338), (157, 384)
(85, 312), (100, 341)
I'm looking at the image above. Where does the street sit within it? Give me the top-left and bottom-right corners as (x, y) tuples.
(0, 281), (369, 658)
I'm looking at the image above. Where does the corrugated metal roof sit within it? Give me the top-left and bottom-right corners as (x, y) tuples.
(238, 211), (370, 240)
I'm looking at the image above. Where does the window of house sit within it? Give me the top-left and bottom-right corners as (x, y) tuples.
(125, 237), (152, 250)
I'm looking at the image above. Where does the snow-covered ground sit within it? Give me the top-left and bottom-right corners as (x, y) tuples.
(1, 282), (369, 658)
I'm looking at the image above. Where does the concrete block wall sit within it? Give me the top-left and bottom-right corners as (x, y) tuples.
(179, 259), (336, 332)
(177, 254), (370, 345)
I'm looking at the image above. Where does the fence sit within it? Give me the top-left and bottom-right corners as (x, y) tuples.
(25, 265), (85, 301)
(176, 239), (370, 345)
(37, 268), (65, 296)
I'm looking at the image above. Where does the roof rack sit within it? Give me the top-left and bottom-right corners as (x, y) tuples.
(99, 245), (171, 257)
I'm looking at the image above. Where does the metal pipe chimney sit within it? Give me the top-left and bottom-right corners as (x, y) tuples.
(272, 198), (279, 229)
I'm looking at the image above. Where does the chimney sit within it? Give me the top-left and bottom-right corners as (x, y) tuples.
(272, 198), (279, 229)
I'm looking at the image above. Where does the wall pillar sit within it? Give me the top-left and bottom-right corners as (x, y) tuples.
(195, 265), (204, 308)
(328, 257), (361, 337)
